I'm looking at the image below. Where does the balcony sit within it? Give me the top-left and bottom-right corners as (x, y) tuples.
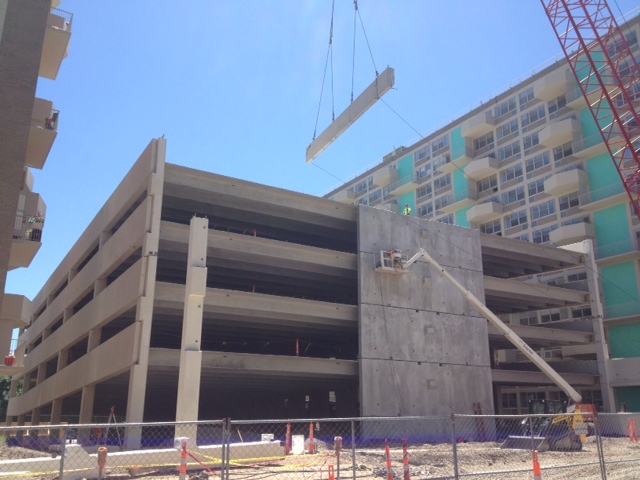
(39, 8), (73, 80)
(467, 200), (504, 224)
(605, 301), (640, 320)
(0, 295), (32, 330)
(371, 165), (398, 187)
(440, 188), (478, 214)
(548, 222), (595, 246)
(9, 193), (46, 270)
(374, 200), (400, 214)
(573, 133), (607, 159)
(595, 238), (635, 260)
(539, 118), (580, 148)
(388, 173), (418, 197)
(437, 146), (473, 174)
(461, 111), (495, 138)
(578, 182), (626, 211)
(535, 69), (574, 102)
(543, 168), (588, 196)
(566, 78), (621, 109)
(330, 188), (356, 203)
(464, 155), (499, 181)
(26, 98), (58, 170)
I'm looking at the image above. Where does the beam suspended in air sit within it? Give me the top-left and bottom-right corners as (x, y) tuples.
(306, 66), (395, 164)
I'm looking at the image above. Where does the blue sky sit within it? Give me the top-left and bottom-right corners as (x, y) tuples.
(6, 0), (640, 306)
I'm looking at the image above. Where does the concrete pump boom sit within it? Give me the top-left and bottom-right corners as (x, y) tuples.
(389, 248), (584, 404)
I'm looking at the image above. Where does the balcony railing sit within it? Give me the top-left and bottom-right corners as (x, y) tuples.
(572, 132), (605, 153)
(50, 8), (73, 31)
(32, 109), (59, 132)
(595, 238), (634, 259)
(578, 182), (625, 205)
(605, 301), (640, 319)
(13, 212), (45, 242)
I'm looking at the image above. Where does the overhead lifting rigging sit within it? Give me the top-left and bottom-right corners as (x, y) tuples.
(306, 1), (395, 164)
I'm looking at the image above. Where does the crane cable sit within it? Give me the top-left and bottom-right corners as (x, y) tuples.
(312, 0), (336, 142)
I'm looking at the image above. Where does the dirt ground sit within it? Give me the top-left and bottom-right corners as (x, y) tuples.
(1, 437), (639, 479)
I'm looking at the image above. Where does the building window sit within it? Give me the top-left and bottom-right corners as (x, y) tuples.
(553, 142), (573, 161)
(432, 134), (450, 155)
(532, 225), (557, 244)
(559, 192), (580, 211)
(474, 132), (494, 151)
(417, 164), (432, 181)
(572, 305), (592, 318)
(525, 151), (551, 173)
(498, 140), (521, 162)
(416, 145), (431, 163)
(435, 195), (451, 212)
(433, 153), (451, 173)
(540, 311), (562, 323)
(528, 178), (546, 197)
(531, 199), (557, 220)
(505, 210), (527, 228)
(516, 233), (530, 242)
(521, 105), (546, 131)
(354, 177), (372, 195)
(416, 183), (432, 200)
(368, 189), (382, 204)
(356, 197), (368, 206)
(500, 163), (524, 184)
(437, 213), (454, 224)
(433, 174), (451, 194)
(418, 202), (434, 218)
(480, 219), (502, 235)
(568, 272), (587, 282)
(497, 119), (519, 140)
(502, 186), (525, 205)
(477, 174), (498, 192)
(523, 132), (540, 154)
(495, 97), (517, 119)
(548, 95), (567, 117)
(519, 87), (535, 108)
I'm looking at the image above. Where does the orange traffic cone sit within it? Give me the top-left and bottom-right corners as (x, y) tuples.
(533, 450), (542, 480)
(309, 422), (315, 454)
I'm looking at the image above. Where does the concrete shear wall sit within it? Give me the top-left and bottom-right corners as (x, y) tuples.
(357, 206), (494, 417)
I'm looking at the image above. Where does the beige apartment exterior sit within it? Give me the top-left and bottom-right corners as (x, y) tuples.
(4, 138), (614, 441)
(324, 10), (640, 413)
(0, 0), (72, 376)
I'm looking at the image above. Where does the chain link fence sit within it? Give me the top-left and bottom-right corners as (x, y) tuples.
(0, 413), (638, 479)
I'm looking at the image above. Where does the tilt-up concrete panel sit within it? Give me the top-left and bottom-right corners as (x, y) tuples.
(357, 206), (493, 422)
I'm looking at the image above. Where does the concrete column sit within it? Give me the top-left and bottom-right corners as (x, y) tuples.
(175, 216), (208, 439)
(77, 385), (96, 442)
(36, 364), (46, 384)
(87, 328), (101, 352)
(124, 138), (166, 449)
(582, 239), (614, 412)
(57, 349), (69, 372)
(94, 277), (107, 297)
(49, 399), (63, 443)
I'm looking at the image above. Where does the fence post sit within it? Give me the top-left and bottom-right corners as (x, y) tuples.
(594, 415), (607, 480)
(450, 414), (459, 480)
(351, 420), (356, 480)
(58, 426), (67, 480)
(224, 418), (232, 480)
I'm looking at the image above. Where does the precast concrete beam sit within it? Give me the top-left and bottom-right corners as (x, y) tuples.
(306, 67), (395, 163)
(484, 276), (588, 309)
(150, 349), (358, 379)
(491, 369), (597, 386)
(487, 323), (593, 347)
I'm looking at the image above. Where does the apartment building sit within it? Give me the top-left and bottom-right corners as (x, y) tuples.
(325, 12), (640, 413)
(5, 138), (602, 441)
(0, 0), (72, 375)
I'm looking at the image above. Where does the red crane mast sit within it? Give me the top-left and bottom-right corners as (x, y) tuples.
(541, 0), (640, 218)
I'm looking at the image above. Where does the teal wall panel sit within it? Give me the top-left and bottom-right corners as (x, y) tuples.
(594, 204), (631, 250)
(580, 108), (600, 139)
(587, 153), (620, 193)
(398, 154), (414, 181)
(615, 387), (640, 412)
(453, 168), (468, 196)
(451, 127), (465, 160)
(456, 207), (471, 228)
(609, 323), (640, 359)
(601, 261), (640, 319)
